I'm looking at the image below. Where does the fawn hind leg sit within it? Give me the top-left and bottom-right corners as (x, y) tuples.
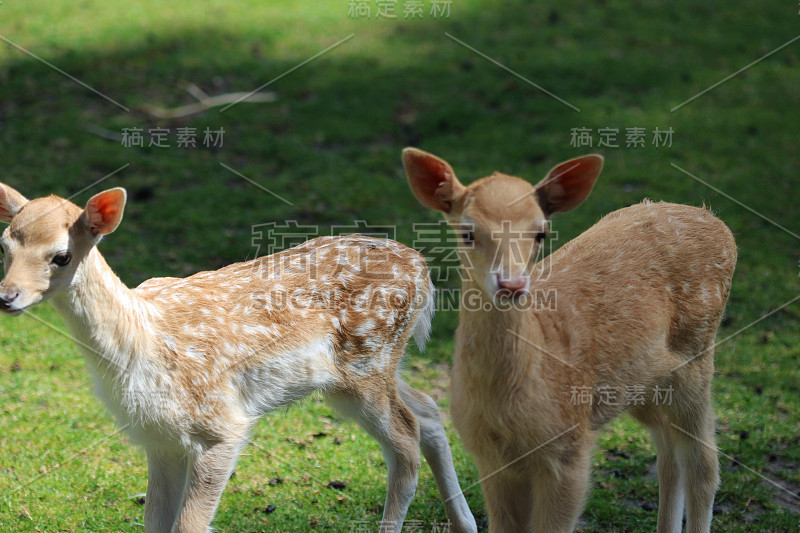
(634, 406), (686, 533)
(671, 381), (718, 533)
(634, 357), (718, 533)
(680, 412), (717, 533)
(637, 399), (717, 533)
(327, 383), (421, 532)
(397, 380), (478, 533)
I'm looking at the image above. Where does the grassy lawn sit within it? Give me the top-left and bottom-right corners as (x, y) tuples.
(0, 0), (798, 531)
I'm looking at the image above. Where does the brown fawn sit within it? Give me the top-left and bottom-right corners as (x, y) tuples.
(403, 148), (736, 533)
(0, 184), (478, 533)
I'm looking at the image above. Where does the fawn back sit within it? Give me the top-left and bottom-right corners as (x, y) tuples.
(403, 147), (736, 533)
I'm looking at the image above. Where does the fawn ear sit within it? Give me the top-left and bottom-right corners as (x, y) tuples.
(403, 148), (465, 213)
(535, 155), (603, 216)
(83, 188), (127, 236)
(0, 183), (29, 223)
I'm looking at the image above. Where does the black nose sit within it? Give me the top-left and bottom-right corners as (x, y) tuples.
(0, 289), (19, 308)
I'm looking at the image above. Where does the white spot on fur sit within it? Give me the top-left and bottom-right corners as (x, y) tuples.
(162, 335), (177, 353)
(355, 319), (376, 336)
(185, 346), (205, 360)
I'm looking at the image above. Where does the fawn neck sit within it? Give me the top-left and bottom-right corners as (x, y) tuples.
(49, 248), (154, 374)
(458, 277), (545, 371)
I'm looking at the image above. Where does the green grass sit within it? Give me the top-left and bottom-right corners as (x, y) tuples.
(0, 0), (798, 530)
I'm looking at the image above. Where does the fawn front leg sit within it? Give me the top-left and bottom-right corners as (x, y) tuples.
(530, 445), (592, 533)
(144, 448), (188, 533)
(479, 471), (534, 532)
(171, 437), (244, 533)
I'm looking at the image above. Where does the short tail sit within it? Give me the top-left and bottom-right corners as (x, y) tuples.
(412, 277), (435, 352)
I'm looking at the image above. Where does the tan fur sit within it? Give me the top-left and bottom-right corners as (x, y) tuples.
(0, 185), (477, 533)
(404, 148), (737, 533)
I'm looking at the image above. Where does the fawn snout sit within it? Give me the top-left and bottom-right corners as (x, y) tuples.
(495, 272), (529, 297)
(0, 285), (22, 314)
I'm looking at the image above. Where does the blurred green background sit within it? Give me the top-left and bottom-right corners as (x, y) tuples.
(0, 0), (797, 531)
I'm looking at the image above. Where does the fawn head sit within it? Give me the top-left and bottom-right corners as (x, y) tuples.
(403, 148), (602, 300)
(0, 184), (127, 315)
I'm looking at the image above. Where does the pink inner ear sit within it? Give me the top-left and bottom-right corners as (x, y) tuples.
(0, 185), (28, 223)
(538, 155), (603, 215)
(418, 159), (451, 197)
(93, 196), (119, 223)
(87, 189), (125, 235)
(551, 157), (601, 186)
(404, 149), (458, 213)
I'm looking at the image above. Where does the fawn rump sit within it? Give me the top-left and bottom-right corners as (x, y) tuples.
(0, 183), (477, 533)
(403, 147), (736, 533)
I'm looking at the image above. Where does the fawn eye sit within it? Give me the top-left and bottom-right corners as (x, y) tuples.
(462, 230), (475, 246)
(535, 231), (547, 243)
(52, 252), (72, 267)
